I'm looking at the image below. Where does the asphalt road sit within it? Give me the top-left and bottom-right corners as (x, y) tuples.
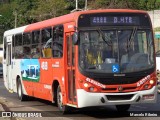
(0, 77), (160, 120)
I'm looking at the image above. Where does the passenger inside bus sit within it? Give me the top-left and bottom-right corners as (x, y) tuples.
(52, 26), (63, 58)
(118, 30), (132, 65)
(119, 30), (150, 72)
(42, 38), (52, 58)
(85, 32), (103, 66)
(32, 47), (41, 58)
(23, 46), (31, 58)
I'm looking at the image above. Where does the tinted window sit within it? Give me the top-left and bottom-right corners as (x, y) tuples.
(32, 31), (40, 44)
(23, 33), (31, 45)
(15, 34), (22, 46)
(41, 28), (52, 58)
(53, 25), (64, 58)
(15, 34), (23, 58)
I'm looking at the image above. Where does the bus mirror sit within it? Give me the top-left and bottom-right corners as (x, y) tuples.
(72, 32), (78, 45)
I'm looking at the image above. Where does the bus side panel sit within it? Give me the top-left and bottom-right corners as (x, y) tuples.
(12, 59), (22, 93)
(3, 59), (7, 89)
(52, 58), (66, 102)
(17, 59), (33, 96)
(32, 59), (53, 101)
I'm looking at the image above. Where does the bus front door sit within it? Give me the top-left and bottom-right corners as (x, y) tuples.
(6, 36), (13, 91)
(66, 33), (77, 105)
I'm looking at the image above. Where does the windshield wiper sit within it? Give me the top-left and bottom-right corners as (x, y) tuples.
(97, 28), (112, 46)
(127, 27), (137, 49)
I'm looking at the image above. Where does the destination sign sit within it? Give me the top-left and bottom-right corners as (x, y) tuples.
(90, 16), (140, 25)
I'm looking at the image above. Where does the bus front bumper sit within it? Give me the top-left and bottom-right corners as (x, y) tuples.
(77, 86), (157, 108)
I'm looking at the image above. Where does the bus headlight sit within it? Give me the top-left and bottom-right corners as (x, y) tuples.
(149, 80), (154, 85)
(84, 83), (89, 88)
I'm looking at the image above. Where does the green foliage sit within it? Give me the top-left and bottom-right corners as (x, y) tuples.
(88, 0), (160, 10)
(13, 0), (39, 26)
(66, 0), (85, 10)
(0, 0), (160, 32)
(154, 27), (160, 31)
(30, 0), (68, 21)
(0, 3), (15, 43)
(88, 0), (110, 9)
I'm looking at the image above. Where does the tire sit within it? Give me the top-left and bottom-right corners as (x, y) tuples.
(116, 104), (130, 111)
(57, 85), (70, 114)
(17, 79), (26, 101)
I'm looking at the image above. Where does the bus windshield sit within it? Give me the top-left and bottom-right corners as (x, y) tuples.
(79, 28), (154, 73)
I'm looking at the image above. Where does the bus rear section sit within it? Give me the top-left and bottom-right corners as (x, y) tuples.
(74, 10), (157, 111)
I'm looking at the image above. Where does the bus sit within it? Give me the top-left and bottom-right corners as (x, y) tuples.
(3, 9), (157, 113)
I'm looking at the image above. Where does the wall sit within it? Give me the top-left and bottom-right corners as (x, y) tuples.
(148, 10), (160, 28)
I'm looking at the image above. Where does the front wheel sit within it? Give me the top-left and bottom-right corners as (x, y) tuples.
(57, 85), (70, 114)
(17, 80), (27, 101)
(116, 104), (130, 111)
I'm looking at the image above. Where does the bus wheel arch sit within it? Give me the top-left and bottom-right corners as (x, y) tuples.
(52, 80), (70, 114)
(16, 75), (20, 93)
(57, 84), (70, 114)
(52, 80), (59, 105)
(16, 76), (26, 101)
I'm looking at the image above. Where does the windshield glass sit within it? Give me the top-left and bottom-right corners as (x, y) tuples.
(79, 29), (154, 73)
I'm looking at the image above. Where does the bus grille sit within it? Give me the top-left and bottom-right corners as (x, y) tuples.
(106, 94), (134, 101)
(101, 86), (137, 92)
(93, 76), (144, 85)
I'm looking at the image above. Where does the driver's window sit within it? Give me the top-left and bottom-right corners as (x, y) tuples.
(137, 31), (147, 54)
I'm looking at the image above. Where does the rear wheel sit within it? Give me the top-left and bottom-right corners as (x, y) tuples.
(17, 79), (26, 101)
(57, 85), (70, 114)
(116, 104), (130, 111)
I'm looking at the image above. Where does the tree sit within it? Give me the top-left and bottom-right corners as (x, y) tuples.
(88, 0), (160, 10)
(28, 0), (68, 21)
(66, 0), (86, 10)
(13, 0), (39, 26)
(0, 2), (15, 43)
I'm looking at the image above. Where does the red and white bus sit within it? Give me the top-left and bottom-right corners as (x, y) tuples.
(3, 9), (157, 112)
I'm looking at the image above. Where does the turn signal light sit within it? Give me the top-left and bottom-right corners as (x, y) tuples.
(143, 84), (149, 89)
(89, 87), (94, 91)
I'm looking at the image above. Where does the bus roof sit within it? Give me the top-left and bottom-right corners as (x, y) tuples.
(4, 9), (147, 36)
(4, 25), (28, 36)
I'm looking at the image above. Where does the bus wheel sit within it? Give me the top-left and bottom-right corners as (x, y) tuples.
(17, 80), (26, 101)
(57, 85), (70, 114)
(116, 104), (130, 111)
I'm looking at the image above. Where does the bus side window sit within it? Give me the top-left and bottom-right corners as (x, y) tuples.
(41, 28), (52, 58)
(31, 45), (41, 59)
(12, 35), (15, 59)
(23, 46), (31, 58)
(32, 31), (40, 44)
(3, 37), (7, 60)
(31, 31), (41, 58)
(22, 32), (32, 59)
(53, 25), (63, 58)
(23, 32), (31, 45)
(15, 34), (23, 59)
